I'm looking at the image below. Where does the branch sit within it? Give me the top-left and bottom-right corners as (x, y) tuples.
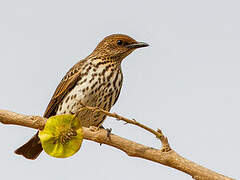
(78, 104), (170, 152)
(0, 109), (234, 180)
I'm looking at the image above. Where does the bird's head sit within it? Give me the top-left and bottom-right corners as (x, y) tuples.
(91, 34), (149, 61)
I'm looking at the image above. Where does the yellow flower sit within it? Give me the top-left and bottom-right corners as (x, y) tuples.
(39, 114), (83, 158)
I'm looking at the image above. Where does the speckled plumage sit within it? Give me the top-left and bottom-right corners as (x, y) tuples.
(15, 34), (149, 159)
(56, 57), (123, 127)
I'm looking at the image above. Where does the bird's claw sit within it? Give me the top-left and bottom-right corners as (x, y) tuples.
(106, 128), (112, 138)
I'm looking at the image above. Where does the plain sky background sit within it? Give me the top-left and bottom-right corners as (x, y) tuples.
(0, 0), (239, 179)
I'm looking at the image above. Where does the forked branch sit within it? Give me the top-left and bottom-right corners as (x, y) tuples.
(0, 109), (234, 180)
(78, 104), (170, 152)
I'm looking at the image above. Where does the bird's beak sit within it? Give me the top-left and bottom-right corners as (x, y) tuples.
(126, 42), (149, 49)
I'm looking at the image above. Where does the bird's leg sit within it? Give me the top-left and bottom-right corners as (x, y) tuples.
(106, 128), (112, 138)
(99, 125), (112, 138)
(97, 125), (112, 146)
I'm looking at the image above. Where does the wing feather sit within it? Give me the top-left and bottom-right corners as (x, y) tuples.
(43, 60), (85, 118)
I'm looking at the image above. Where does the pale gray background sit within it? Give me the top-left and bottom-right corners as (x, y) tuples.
(0, 0), (239, 179)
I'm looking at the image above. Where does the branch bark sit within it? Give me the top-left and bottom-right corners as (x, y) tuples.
(0, 109), (234, 180)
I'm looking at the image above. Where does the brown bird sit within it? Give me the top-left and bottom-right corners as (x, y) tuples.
(15, 34), (149, 160)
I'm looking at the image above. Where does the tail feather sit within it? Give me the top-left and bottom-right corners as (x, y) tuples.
(15, 132), (43, 160)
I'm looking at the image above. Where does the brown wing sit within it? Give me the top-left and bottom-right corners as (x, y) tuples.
(43, 60), (86, 118)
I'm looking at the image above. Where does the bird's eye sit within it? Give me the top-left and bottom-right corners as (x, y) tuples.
(117, 40), (123, 46)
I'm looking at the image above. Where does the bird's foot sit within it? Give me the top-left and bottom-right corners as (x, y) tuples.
(106, 128), (112, 138)
(97, 127), (112, 146)
(98, 125), (112, 137)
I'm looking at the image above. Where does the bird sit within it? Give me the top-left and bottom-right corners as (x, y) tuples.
(15, 34), (149, 160)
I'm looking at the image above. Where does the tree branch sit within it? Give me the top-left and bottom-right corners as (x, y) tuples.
(78, 104), (170, 152)
(0, 109), (234, 180)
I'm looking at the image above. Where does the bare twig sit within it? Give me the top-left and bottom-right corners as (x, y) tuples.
(0, 109), (235, 180)
(78, 104), (170, 151)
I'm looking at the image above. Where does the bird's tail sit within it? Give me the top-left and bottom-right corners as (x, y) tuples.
(15, 132), (43, 160)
